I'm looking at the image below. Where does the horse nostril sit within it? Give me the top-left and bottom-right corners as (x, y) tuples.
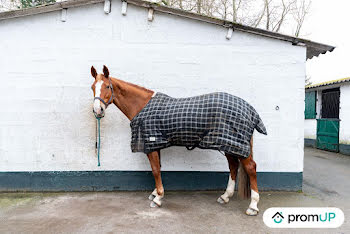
(100, 107), (103, 112)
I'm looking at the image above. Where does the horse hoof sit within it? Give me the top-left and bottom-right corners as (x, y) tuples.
(150, 201), (160, 208)
(148, 194), (155, 201)
(246, 208), (258, 216)
(217, 196), (228, 204)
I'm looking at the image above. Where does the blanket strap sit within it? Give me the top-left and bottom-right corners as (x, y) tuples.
(185, 130), (209, 151)
(186, 146), (197, 150)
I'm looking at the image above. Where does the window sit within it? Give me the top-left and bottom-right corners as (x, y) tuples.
(321, 88), (340, 119)
(305, 91), (316, 119)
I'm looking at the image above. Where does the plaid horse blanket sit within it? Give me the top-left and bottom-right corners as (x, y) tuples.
(130, 92), (267, 158)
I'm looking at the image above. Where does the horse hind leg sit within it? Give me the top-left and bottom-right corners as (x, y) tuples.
(217, 153), (239, 204)
(239, 154), (259, 216)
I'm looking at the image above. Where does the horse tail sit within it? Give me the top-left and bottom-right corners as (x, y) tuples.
(237, 136), (253, 199)
(255, 115), (267, 135)
(237, 162), (250, 199)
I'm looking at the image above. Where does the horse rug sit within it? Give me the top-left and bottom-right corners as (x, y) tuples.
(130, 92), (267, 158)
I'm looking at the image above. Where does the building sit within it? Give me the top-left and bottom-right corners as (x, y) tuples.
(305, 77), (350, 155)
(0, 0), (334, 191)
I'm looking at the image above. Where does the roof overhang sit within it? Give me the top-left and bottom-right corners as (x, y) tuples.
(306, 77), (350, 90)
(0, 0), (335, 60)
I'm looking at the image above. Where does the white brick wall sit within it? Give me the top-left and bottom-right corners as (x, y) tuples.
(0, 1), (306, 172)
(304, 119), (317, 139)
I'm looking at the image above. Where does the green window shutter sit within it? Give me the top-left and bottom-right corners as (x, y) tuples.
(305, 91), (317, 119)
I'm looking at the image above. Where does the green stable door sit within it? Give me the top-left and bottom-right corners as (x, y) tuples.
(316, 119), (340, 152)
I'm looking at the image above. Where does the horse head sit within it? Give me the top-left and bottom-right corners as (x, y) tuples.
(90, 65), (114, 118)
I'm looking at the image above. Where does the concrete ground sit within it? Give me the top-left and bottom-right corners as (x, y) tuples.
(0, 148), (349, 233)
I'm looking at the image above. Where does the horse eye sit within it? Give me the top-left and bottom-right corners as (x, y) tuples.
(106, 86), (110, 89)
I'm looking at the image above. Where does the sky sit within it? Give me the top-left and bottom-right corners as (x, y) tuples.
(303, 0), (350, 84)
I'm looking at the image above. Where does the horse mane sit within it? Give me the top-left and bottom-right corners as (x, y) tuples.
(112, 77), (153, 94)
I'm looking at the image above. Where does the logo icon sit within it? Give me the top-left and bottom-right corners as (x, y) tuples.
(272, 212), (284, 223)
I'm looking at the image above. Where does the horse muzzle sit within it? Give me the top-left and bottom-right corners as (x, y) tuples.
(93, 106), (105, 118)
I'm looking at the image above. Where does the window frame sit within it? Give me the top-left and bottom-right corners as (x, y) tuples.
(305, 91), (317, 119)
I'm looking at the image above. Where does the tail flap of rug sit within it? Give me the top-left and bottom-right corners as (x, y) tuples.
(255, 117), (267, 135)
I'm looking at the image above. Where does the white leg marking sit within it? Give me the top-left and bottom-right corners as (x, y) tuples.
(148, 188), (157, 200)
(93, 80), (104, 114)
(150, 191), (164, 208)
(246, 189), (259, 216)
(152, 194), (164, 206)
(217, 175), (235, 204)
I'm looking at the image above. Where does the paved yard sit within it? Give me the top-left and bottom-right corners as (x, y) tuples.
(0, 148), (349, 233)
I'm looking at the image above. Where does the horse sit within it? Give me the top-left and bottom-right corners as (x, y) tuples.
(91, 65), (267, 216)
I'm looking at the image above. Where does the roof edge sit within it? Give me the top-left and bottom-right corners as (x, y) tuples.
(306, 77), (350, 89)
(0, 0), (335, 59)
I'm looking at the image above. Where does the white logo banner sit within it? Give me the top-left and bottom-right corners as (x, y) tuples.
(263, 207), (344, 228)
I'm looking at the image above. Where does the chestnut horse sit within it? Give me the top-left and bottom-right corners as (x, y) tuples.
(91, 65), (260, 216)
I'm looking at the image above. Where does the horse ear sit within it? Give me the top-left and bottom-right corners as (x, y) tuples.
(103, 65), (109, 78)
(91, 66), (97, 79)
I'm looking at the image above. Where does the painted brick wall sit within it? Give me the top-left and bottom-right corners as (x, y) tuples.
(340, 84), (350, 144)
(304, 120), (317, 140)
(0, 1), (306, 173)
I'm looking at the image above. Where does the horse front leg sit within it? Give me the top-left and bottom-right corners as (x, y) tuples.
(217, 154), (239, 204)
(147, 151), (164, 208)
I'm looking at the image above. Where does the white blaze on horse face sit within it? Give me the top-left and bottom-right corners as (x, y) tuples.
(93, 80), (104, 114)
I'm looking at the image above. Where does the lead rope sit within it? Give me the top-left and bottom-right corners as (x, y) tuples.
(96, 116), (101, 167)
(94, 76), (114, 167)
